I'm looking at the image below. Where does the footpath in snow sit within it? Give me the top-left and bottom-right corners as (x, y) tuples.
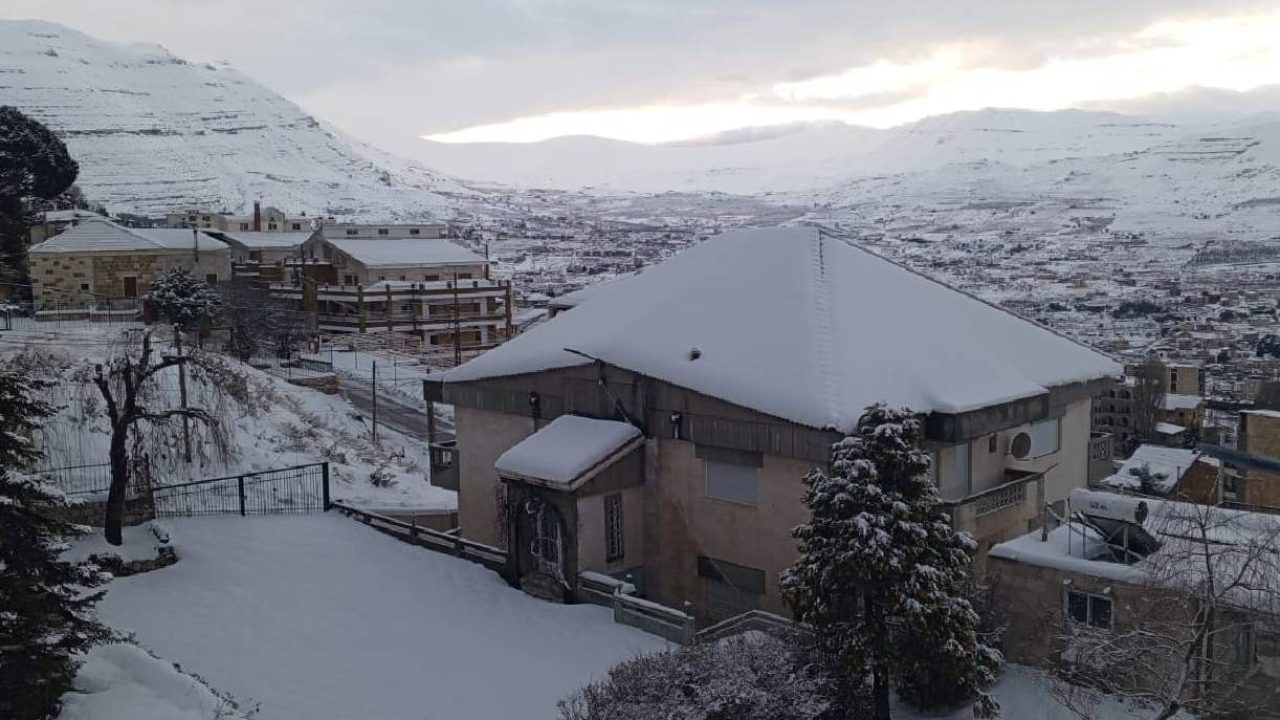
(85, 514), (666, 720)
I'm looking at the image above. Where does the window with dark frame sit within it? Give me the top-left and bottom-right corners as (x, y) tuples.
(604, 494), (624, 562)
(1066, 589), (1112, 628)
(346, 229), (358, 236)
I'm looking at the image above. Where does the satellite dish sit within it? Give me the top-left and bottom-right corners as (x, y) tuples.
(1010, 432), (1032, 459)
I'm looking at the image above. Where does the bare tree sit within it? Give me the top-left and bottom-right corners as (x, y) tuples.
(78, 329), (234, 545)
(1053, 497), (1280, 719)
(218, 279), (305, 362)
(1130, 357), (1168, 451)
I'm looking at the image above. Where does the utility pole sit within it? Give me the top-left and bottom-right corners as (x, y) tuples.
(174, 325), (192, 463)
(371, 360), (379, 442)
(452, 272), (462, 367)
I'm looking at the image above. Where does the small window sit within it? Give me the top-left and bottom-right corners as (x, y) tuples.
(399, 275), (407, 281)
(1066, 590), (1112, 628)
(267, 222), (277, 230)
(988, 435), (998, 453)
(201, 215), (210, 221)
(409, 228), (421, 235)
(604, 494), (624, 562)
(346, 229), (359, 236)
(205, 274), (218, 284)
(291, 223), (302, 231)
(457, 273), (472, 280)
(1028, 418), (1061, 457)
(79, 282), (90, 291)
(425, 274), (440, 282)
(702, 469), (754, 503)
(342, 274), (356, 285)
(239, 223), (250, 231)
(377, 228), (389, 236)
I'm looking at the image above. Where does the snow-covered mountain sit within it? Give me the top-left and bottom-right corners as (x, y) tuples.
(0, 19), (477, 218)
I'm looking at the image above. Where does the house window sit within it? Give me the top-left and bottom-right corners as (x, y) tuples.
(79, 283), (89, 291)
(377, 228), (389, 235)
(399, 275), (407, 281)
(1028, 418), (1061, 457)
(268, 222), (278, 230)
(205, 274), (218, 284)
(1066, 589), (1113, 628)
(346, 229), (358, 236)
(291, 223), (302, 231)
(410, 228), (421, 235)
(342, 274), (356, 285)
(939, 442), (971, 498)
(698, 557), (764, 623)
(425, 274), (440, 282)
(988, 435), (998, 453)
(457, 273), (472, 280)
(240, 223), (250, 231)
(604, 494), (624, 562)
(1232, 621), (1258, 668)
(1169, 369), (1179, 393)
(699, 445), (762, 505)
(122, 276), (138, 299)
(1223, 471), (1242, 502)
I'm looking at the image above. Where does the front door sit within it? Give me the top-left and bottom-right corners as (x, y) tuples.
(525, 497), (565, 582)
(122, 276), (138, 299)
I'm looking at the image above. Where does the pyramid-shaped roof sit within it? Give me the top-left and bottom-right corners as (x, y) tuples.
(29, 217), (228, 254)
(443, 227), (1120, 432)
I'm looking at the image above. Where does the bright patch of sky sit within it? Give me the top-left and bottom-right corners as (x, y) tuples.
(426, 10), (1280, 144)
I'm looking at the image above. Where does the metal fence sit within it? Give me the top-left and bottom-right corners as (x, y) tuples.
(153, 462), (330, 518)
(34, 459), (149, 501)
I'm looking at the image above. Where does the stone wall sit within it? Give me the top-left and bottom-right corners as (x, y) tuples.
(31, 250), (232, 311)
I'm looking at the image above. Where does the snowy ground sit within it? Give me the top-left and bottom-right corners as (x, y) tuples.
(84, 515), (667, 720)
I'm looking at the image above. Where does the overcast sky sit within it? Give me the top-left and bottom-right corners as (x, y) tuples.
(3, 1), (1279, 147)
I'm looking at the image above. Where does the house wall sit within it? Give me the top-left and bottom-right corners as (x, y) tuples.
(576, 485), (646, 579)
(1238, 412), (1280, 509)
(455, 406), (537, 548)
(1173, 459), (1222, 505)
(31, 250), (231, 310)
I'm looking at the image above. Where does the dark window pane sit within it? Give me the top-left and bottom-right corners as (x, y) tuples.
(1090, 596), (1112, 627)
(1068, 591), (1089, 623)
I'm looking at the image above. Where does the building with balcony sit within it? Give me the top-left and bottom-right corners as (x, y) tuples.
(269, 234), (513, 356)
(427, 227), (1121, 624)
(319, 222), (447, 239)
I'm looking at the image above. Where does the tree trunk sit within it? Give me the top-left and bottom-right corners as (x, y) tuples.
(866, 592), (892, 720)
(103, 424), (130, 546)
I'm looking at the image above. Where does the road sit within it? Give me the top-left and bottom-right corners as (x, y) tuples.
(338, 376), (454, 441)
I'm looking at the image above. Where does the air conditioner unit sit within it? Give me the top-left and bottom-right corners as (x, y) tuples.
(1010, 432), (1032, 459)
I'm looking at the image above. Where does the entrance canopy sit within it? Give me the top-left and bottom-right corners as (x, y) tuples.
(496, 415), (642, 491)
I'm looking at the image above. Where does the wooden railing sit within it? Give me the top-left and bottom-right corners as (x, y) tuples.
(331, 501), (508, 575)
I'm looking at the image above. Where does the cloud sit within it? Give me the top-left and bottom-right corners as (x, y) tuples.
(2, 0), (1276, 147)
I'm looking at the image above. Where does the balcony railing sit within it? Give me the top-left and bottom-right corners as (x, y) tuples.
(941, 468), (1046, 531)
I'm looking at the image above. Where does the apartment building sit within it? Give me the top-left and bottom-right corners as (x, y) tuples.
(428, 227), (1120, 624)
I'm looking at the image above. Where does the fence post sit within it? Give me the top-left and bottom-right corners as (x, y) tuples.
(321, 462), (331, 511)
(237, 474), (246, 516)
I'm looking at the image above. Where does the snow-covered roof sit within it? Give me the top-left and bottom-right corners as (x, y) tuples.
(29, 218), (229, 254)
(443, 227), (1121, 432)
(35, 209), (100, 223)
(494, 415), (642, 488)
(325, 238), (483, 268)
(1101, 444), (1203, 494)
(991, 492), (1280, 608)
(549, 273), (640, 310)
(215, 231), (312, 249)
(1162, 393), (1204, 412)
(1155, 422), (1187, 435)
(1243, 409), (1280, 420)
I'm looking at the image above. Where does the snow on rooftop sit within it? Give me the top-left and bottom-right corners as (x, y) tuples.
(1161, 393), (1204, 412)
(495, 414), (642, 486)
(444, 227), (1120, 432)
(1243, 408), (1280, 419)
(29, 218), (229, 254)
(1101, 444), (1202, 494)
(325, 238), (483, 268)
(1155, 421), (1187, 435)
(214, 231), (312, 249)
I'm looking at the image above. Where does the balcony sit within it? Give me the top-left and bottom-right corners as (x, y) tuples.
(1088, 432), (1114, 484)
(941, 468), (1046, 543)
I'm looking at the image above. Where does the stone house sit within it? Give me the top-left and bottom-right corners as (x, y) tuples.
(28, 218), (230, 317)
(989, 489), (1280, 716)
(1227, 409), (1280, 510)
(1098, 443), (1221, 505)
(428, 227), (1120, 624)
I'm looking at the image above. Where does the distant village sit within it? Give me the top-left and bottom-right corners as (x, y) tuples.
(16, 199), (1280, 717)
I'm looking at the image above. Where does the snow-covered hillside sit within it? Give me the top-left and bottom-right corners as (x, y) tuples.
(0, 19), (477, 218)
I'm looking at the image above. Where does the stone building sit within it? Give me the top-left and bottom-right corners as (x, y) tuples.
(428, 227), (1120, 624)
(1229, 409), (1280, 510)
(28, 218), (230, 318)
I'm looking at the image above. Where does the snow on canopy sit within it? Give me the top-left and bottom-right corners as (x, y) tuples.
(325, 238), (483, 268)
(211, 230), (312, 250)
(444, 227), (1120, 432)
(28, 217), (229, 254)
(495, 414), (642, 487)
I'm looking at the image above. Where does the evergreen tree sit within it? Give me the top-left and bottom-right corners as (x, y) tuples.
(0, 368), (110, 720)
(0, 106), (79, 295)
(145, 267), (222, 330)
(782, 404), (1000, 720)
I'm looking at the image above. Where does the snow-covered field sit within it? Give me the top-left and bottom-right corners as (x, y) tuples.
(83, 515), (667, 720)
